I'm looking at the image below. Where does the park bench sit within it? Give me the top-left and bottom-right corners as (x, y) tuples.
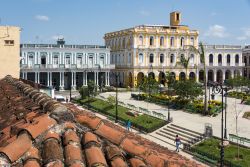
(229, 134), (250, 145)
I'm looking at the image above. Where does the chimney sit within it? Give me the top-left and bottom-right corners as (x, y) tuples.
(170, 11), (181, 26)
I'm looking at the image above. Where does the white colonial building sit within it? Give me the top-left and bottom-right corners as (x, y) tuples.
(20, 39), (115, 90)
(243, 45), (250, 79)
(202, 45), (243, 83)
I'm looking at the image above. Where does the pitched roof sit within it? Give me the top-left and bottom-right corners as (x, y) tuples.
(0, 75), (204, 167)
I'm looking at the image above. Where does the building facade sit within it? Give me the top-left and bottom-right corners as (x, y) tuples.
(104, 12), (243, 87)
(20, 40), (114, 90)
(243, 45), (250, 79)
(104, 12), (199, 87)
(0, 26), (21, 79)
(202, 45), (243, 83)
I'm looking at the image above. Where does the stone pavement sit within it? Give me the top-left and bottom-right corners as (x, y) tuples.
(99, 91), (250, 139)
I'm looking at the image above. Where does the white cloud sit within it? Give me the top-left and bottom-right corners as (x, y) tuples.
(52, 35), (64, 40)
(237, 27), (250, 41)
(35, 15), (49, 21)
(204, 25), (229, 38)
(139, 10), (150, 16)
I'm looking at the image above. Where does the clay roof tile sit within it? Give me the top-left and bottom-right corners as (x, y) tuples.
(44, 131), (60, 143)
(63, 130), (80, 146)
(120, 138), (148, 157)
(76, 114), (102, 130)
(82, 132), (100, 147)
(85, 146), (107, 167)
(23, 159), (41, 167)
(0, 133), (32, 162)
(129, 158), (147, 167)
(110, 157), (128, 167)
(95, 123), (125, 145)
(24, 146), (40, 161)
(20, 115), (57, 139)
(64, 122), (76, 131)
(64, 144), (83, 166)
(45, 160), (64, 167)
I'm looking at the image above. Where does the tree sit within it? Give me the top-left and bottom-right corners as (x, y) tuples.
(172, 80), (203, 101)
(79, 86), (88, 99)
(189, 42), (208, 115)
(107, 95), (116, 107)
(87, 80), (97, 96)
(139, 76), (159, 95)
(176, 56), (191, 80)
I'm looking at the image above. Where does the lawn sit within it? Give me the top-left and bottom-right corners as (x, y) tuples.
(76, 98), (166, 133)
(193, 138), (250, 167)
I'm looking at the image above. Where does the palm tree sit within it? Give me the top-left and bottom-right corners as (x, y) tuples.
(177, 55), (191, 80)
(189, 42), (208, 115)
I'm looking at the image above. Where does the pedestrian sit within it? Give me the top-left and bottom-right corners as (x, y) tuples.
(174, 135), (181, 152)
(126, 119), (131, 131)
(66, 96), (68, 103)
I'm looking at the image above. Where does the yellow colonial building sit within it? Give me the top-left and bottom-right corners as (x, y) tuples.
(0, 26), (21, 79)
(104, 12), (199, 87)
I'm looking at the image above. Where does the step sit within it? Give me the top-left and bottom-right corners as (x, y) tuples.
(165, 126), (202, 140)
(158, 130), (192, 144)
(155, 132), (189, 147)
(162, 127), (199, 142)
(171, 124), (203, 136)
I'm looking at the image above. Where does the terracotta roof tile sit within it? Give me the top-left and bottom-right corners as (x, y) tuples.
(42, 138), (63, 165)
(23, 159), (41, 167)
(64, 144), (83, 166)
(0, 133), (32, 162)
(129, 158), (147, 167)
(0, 76), (205, 167)
(95, 122), (126, 145)
(44, 131), (60, 142)
(21, 115), (57, 139)
(76, 114), (102, 130)
(85, 146), (107, 167)
(83, 132), (101, 147)
(63, 130), (80, 146)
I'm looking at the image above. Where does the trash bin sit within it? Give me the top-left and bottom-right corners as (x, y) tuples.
(204, 123), (213, 137)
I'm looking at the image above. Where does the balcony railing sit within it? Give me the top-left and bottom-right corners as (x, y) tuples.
(20, 63), (115, 70)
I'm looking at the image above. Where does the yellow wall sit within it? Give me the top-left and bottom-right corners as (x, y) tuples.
(0, 26), (21, 79)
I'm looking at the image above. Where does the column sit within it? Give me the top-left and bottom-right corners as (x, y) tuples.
(59, 72), (64, 91)
(214, 70), (217, 82)
(22, 72), (24, 79)
(35, 72), (37, 83)
(94, 72), (96, 85)
(222, 70), (226, 82)
(50, 72), (52, 87)
(96, 72), (99, 86)
(74, 72), (76, 89)
(47, 72), (50, 86)
(71, 72), (74, 89)
(107, 72), (110, 86)
(85, 72), (88, 86)
(25, 72), (27, 80)
(105, 72), (108, 86)
(62, 72), (65, 90)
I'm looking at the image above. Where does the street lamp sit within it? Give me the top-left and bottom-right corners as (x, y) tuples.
(167, 73), (174, 122)
(211, 82), (229, 167)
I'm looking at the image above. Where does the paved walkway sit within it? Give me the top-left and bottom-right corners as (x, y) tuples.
(100, 91), (250, 139)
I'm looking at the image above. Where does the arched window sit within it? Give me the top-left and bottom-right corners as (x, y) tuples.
(190, 54), (194, 64)
(209, 54), (213, 63)
(170, 54), (175, 63)
(218, 54), (222, 64)
(244, 56), (247, 64)
(170, 37), (174, 47)
(160, 54), (164, 63)
(227, 54), (231, 64)
(139, 35), (143, 45)
(180, 37), (184, 47)
(150, 36), (154, 46)
(149, 54), (154, 63)
(139, 53), (144, 64)
(160, 36), (164, 46)
(235, 54), (239, 64)
(190, 37), (194, 46)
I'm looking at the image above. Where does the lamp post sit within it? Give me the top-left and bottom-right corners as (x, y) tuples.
(211, 82), (228, 167)
(167, 73), (173, 122)
(224, 87), (228, 139)
(114, 72), (119, 123)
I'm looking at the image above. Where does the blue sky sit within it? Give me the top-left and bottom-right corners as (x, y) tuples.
(1, 0), (250, 45)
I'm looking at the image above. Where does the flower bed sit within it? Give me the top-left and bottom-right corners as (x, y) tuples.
(131, 93), (222, 115)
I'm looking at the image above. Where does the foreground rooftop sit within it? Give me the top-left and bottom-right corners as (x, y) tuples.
(0, 75), (203, 167)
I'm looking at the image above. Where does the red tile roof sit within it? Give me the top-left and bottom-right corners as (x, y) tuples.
(0, 75), (204, 167)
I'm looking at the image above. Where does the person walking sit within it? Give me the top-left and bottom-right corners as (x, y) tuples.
(174, 135), (181, 152)
(126, 119), (131, 131)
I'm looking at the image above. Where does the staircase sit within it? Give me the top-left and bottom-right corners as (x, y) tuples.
(151, 124), (205, 148)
